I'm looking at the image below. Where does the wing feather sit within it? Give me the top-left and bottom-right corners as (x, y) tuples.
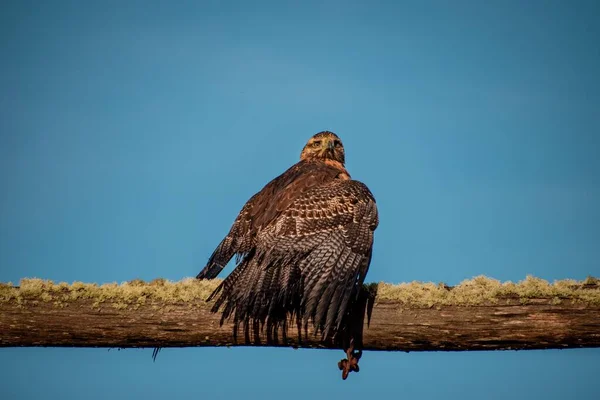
(209, 178), (378, 342)
(196, 161), (344, 280)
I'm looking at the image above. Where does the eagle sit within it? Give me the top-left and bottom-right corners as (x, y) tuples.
(197, 131), (378, 379)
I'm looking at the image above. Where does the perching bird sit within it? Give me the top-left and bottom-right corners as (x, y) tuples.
(197, 131), (378, 379)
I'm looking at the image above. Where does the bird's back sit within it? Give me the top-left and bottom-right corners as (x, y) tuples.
(196, 159), (349, 279)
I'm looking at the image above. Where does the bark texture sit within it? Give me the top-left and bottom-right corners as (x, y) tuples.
(2, 278), (599, 352)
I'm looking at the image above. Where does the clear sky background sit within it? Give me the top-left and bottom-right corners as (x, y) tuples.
(1, 0), (599, 398)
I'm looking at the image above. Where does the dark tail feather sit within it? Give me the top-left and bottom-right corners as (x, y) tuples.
(196, 262), (225, 280)
(196, 236), (237, 280)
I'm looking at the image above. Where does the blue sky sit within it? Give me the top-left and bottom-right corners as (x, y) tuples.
(1, 0), (599, 398)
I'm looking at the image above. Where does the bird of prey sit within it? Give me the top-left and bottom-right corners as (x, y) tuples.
(197, 131), (378, 379)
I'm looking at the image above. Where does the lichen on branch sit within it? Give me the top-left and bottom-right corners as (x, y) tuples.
(1, 275), (599, 310)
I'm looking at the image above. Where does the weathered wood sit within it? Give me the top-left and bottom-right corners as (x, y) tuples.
(2, 297), (600, 351)
(1, 276), (599, 351)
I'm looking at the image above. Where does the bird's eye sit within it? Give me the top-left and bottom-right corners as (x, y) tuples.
(334, 140), (341, 147)
(312, 141), (321, 147)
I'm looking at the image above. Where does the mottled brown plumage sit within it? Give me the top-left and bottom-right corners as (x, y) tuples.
(196, 131), (378, 378)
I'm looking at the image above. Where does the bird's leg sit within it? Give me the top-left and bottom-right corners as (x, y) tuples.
(337, 338), (362, 380)
(335, 284), (376, 380)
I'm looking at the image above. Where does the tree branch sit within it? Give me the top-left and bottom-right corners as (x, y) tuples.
(1, 276), (599, 351)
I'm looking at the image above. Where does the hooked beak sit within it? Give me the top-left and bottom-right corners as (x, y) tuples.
(320, 139), (335, 156)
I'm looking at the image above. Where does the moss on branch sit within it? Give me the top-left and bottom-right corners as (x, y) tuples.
(1, 275), (599, 310)
(377, 275), (600, 306)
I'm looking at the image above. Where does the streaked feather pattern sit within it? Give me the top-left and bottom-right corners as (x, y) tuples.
(198, 132), (378, 345)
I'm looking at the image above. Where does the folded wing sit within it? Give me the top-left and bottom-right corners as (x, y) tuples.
(209, 179), (378, 342)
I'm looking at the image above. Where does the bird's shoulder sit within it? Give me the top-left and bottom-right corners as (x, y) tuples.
(303, 178), (376, 202)
(244, 160), (349, 229)
(280, 178), (378, 229)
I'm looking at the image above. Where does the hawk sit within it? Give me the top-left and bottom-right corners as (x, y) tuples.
(198, 131), (378, 379)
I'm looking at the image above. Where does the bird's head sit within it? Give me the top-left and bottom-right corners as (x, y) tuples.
(300, 131), (345, 164)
